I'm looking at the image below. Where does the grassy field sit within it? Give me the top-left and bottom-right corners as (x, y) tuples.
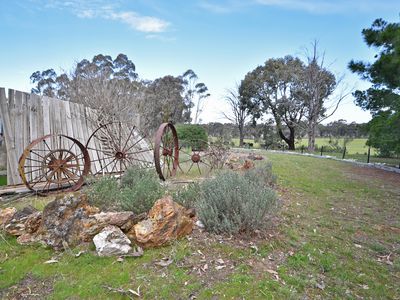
(229, 137), (371, 154)
(1, 153), (399, 299)
(228, 137), (400, 167)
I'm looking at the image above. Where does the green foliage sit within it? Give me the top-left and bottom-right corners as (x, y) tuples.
(173, 182), (201, 208)
(86, 167), (164, 214)
(119, 167), (164, 214)
(86, 176), (120, 211)
(196, 171), (277, 235)
(349, 18), (400, 155)
(175, 124), (208, 149)
(366, 111), (400, 157)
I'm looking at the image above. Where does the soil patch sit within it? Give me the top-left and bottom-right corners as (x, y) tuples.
(0, 273), (55, 300)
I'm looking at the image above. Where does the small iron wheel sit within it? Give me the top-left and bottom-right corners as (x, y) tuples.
(179, 139), (214, 175)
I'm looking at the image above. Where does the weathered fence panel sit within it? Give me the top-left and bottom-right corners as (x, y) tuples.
(0, 88), (151, 185)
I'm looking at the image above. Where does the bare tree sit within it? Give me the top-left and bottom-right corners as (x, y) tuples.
(301, 41), (351, 151)
(222, 84), (251, 147)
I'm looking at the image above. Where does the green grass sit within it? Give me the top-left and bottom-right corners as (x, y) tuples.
(0, 175), (6, 186)
(1, 152), (399, 299)
(295, 138), (371, 154)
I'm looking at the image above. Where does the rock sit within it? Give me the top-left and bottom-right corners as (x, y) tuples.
(4, 206), (38, 236)
(82, 211), (136, 237)
(0, 207), (17, 229)
(247, 154), (264, 161)
(129, 196), (194, 248)
(25, 211), (42, 233)
(36, 193), (100, 250)
(93, 225), (132, 256)
(241, 160), (255, 170)
(195, 220), (205, 229)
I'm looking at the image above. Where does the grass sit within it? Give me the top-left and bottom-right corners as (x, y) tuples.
(295, 138), (371, 154)
(1, 152), (400, 299)
(0, 175), (7, 186)
(227, 137), (400, 167)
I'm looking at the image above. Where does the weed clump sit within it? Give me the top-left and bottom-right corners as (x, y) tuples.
(196, 170), (277, 235)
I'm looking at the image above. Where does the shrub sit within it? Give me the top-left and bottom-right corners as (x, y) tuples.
(176, 124), (208, 149)
(173, 182), (201, 208)
(86, 167), (164, 214)
(118, 167), (164, 214)
(243, 162), (277, 187)
(86, 175), (120, 211)
(196, 171), (277, 235)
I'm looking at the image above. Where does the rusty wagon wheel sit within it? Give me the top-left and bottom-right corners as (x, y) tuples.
(154, 122), (179, 181)
(85, 121), (153, 176)
(179, 139), (214, 175)
(18, 134), (90, 195)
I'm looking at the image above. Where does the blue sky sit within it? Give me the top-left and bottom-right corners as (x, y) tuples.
(0, 0), (399, 124)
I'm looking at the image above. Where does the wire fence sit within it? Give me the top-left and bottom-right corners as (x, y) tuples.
(279, 144), (400, 169)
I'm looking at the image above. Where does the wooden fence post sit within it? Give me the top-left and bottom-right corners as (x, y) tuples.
(367, 146), (371, 163)
(320, 146), (323, 156)
(342, 146), (346, 159)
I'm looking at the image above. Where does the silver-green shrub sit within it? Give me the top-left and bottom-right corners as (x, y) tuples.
(243, 162), (277, 187)
(118, 167), (164, 214)
(173, 182), (201, 208)
(196, 171), (277, 234)
(86, 167), (164, 214)
(86, 175), (120, 211)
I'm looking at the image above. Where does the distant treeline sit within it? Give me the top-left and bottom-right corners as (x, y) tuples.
(203, 119), (367, 142)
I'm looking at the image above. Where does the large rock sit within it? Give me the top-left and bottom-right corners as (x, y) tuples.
(0, 207), (17, 229)
(4, 206), (38, 236)
(82, 211), (136, 237)
(128, 196), (194, 248)
(93, 225), (132, 256)
(35, 193), (100, 250)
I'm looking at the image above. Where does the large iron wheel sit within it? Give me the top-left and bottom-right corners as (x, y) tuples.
(18, 134), (90, 195)
(154, 122), (179, 181)
(85, 121), (153, 176)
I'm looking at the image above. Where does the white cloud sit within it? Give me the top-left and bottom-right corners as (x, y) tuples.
(110, 11), (169, 33)
(39, 0), (170, 33)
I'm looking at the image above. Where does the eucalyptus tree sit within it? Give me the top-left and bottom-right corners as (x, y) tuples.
(240, 56), (306, 150)
(181, 69), (210, 124)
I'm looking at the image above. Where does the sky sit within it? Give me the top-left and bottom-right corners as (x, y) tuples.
(0, 0), (399, 124)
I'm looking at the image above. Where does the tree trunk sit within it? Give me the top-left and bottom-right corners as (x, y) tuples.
(288, 126), (295, 150)
(277, 126), (296, 150)
(307, 118), (317, 152)
(239, 130), (244, 147)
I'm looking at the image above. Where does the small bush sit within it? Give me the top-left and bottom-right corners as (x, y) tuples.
(196, 171), (277, 235)
(243, 162), (276, 187)
(86, 176), (120, 211)
(173, 182), (201, 208)
(86, 167), (164, 214)
(176, 124), (208, 149)
(119, 167), (164, 214)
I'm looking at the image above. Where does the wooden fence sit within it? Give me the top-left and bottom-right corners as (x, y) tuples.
(0, 88), (152, 185)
